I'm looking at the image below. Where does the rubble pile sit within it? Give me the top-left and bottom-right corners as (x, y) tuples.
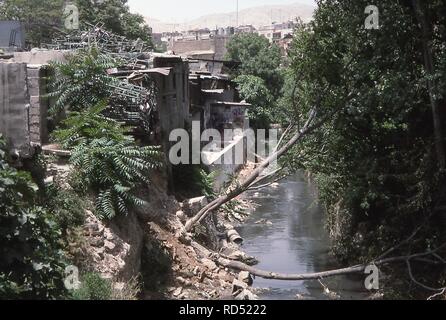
(43, 22), (151, 53)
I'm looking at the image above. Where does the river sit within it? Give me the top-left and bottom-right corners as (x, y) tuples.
(237, 173), (369, 300)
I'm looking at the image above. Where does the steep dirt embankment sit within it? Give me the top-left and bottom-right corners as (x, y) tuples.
(48, 156), (257, 299)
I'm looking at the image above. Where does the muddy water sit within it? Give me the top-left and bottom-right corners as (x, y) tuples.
(237, 173), (368, 300)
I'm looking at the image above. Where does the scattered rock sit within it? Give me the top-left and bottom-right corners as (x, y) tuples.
(176, 276), (192, 287)
(114, 282), (125, 291)
(176, 210), (186, 222)
(104, 240), (116, 252)
(209, 290), (217, 297)
(232, 280), (258, 300)
(201, 258), (218, 271)
(167, 287), (177, 293)
(367, 292), (384, 300)
(179, 269), (195, 279)
(173, 287), (183, 297)
(234, 289), (258, 300)
(254, 219), (273, 226)
(199, 271), (207, 283)
(44, 176), (54, 185)
(232, 278), (248, 294)
(321, 286), (341, 300)
(89, 237), (105, 247)
(224, 249), (259, 265)
(178, 292), (189, 299)
(177, 232), (192, 245)
(182, 196), (208, 217)
(238, 271), (253, 286)
(219, 279), (229, 287)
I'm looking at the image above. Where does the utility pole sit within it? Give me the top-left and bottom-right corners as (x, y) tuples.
(236, 0), (239, 27)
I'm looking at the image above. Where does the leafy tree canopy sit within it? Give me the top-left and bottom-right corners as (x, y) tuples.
(234, 75), (275, 129)
(226, 33), (284, 128)
(0, 135), (68, 299)
(0, 0), (152, 47)
(226, 33), (283, 98)
(283, 0), (446, 276)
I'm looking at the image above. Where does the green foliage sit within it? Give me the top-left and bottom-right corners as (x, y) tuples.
(285, 0), (446, 274)
(52, 101), (133, 149)
(0, 135), (67, 299)
(0, 0), (64, 47)
(226, 33), (283, 99)
(234, 75), (275, 129)
(142, 240), (172, 292)
(226, 33), (284, 128)
(48, 46), (164, 221)
(46, 47), (121, 113)
(44, 185), (86, 233)
(277, 68), (303, 125)
(0, 0), (153, 47)
(70, 138), (162, 219)
(197, 169), (217, 199)
(74, 0), (153, 45)
(71, 272), (113, 300)
(172, 165), (217, 199)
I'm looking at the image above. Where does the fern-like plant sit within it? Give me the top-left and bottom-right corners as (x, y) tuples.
(70, 138), (163, 219)
(52, 101), (133, 149)
(46, 46), (122, 113)
(198, 169), (217, 199)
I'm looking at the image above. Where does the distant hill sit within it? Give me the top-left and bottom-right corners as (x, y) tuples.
(146, 2), (316, 33)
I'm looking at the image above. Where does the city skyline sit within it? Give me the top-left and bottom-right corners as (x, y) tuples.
(128, 0), (316, 22)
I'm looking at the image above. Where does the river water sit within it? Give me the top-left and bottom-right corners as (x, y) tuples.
(237, 173), (368, 300)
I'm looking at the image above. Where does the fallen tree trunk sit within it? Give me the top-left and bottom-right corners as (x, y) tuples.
(184, 109), (318, 232)
(183, 55), (361, 233)
(191, 240), (446, 281)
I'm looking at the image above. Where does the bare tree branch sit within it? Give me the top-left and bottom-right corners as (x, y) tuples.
(191, 240), (446, 282)
(248, 167), (284, 189)
(406, 258), (446, 292)
(273, 123), (294, 154)
(427, 288), (446, 300)
(184, 109), (319, 231)
(247, 174), (289, 191)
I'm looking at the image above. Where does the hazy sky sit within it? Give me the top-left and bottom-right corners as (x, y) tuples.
(128, 0), (316, 22)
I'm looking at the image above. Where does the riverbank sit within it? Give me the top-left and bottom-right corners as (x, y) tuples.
(143, 163), (261, 300)
(238, 172), (369, 300)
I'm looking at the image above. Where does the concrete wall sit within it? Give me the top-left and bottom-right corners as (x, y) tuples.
(27, 66), (49, 145)
(171, 38), (213, 54)
(170, 36), (230, 61)
(0, 62), (49, 157)
(152, 56), (191, 188)
(213, 36), (230, 60)
(210, 104), (249, 131)
(203, 136), (246, 191)
(11, 50), (68, 64)
(153, 56), (190, 142)
(0, 63), (31, 156)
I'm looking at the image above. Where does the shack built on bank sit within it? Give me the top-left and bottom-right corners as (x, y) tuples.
(0, 48), (251, 190)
